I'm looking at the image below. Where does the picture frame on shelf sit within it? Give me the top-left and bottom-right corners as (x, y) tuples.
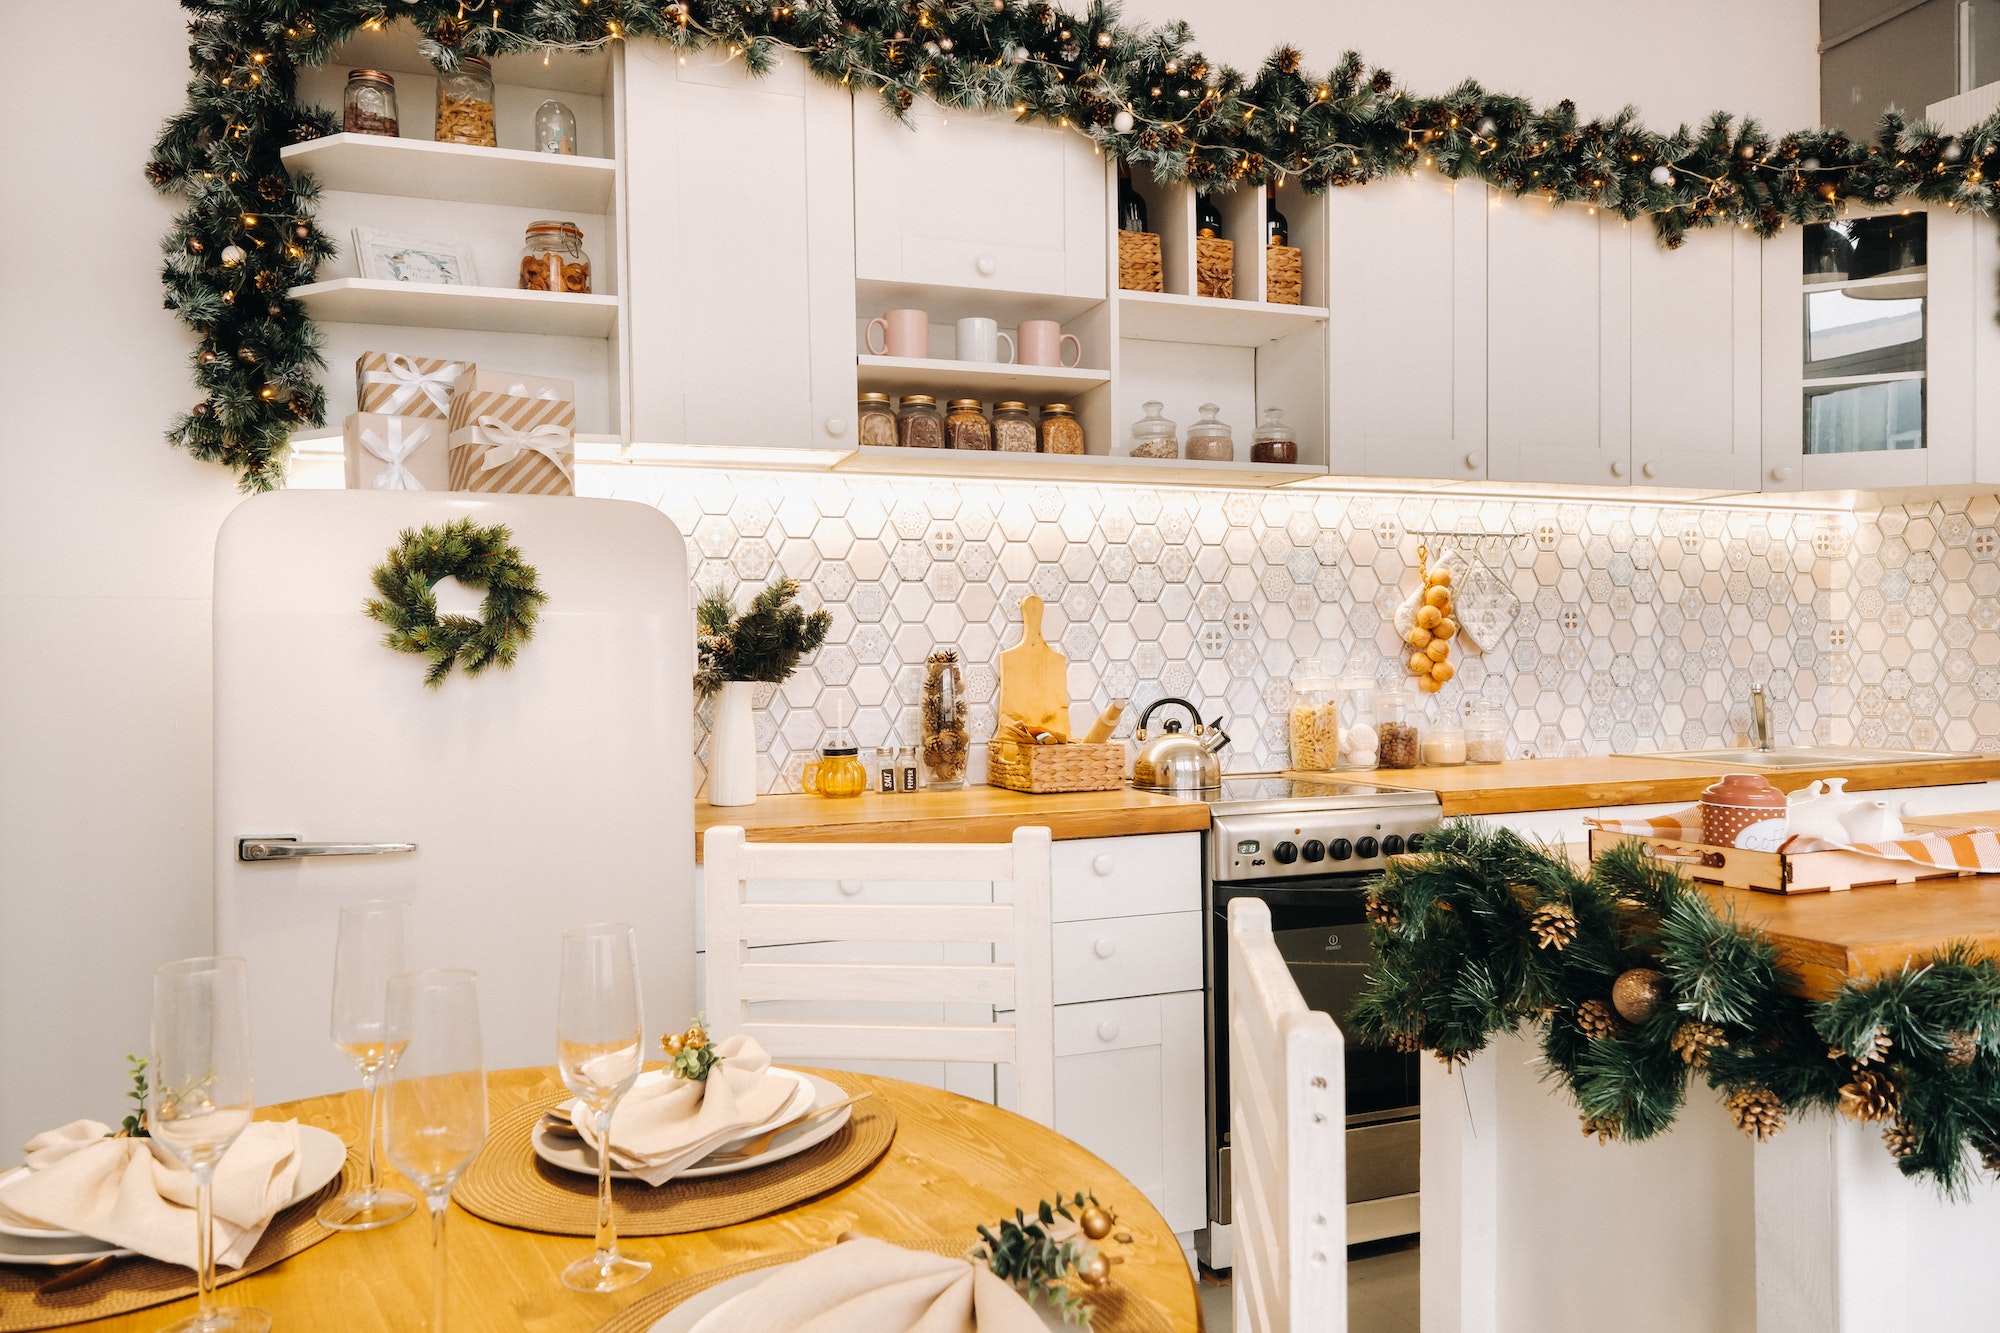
(352, 228), (478, 286)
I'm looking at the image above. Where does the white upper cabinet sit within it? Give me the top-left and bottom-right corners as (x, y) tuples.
(1628, 225), (1762, 491)
(1485, 195), (1632, 487)
(1326, 175), (1488, 480)
(853, 102), (1105, 301)
(622, 50), (855, 450)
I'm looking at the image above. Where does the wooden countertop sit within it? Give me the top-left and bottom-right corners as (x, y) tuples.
(1346, 755), (2000, 817)
(695, 786), (1210, 860)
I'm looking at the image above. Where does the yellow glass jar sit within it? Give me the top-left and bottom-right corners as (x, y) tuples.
(802, 746), (868, 798)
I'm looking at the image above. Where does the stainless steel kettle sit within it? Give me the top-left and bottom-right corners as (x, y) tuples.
(1129, 697), (1231, 793)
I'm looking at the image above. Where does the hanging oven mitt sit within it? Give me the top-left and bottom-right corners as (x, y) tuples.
(1454, 558), (1520, 652)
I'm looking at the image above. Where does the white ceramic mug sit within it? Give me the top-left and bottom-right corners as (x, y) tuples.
(955, 317), (1016, 364)
(865, 308), (929, 358)
(1017, 319), (1082, 368)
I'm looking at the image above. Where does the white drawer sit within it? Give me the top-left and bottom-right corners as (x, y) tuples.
(1054, 993), (1166, 1056)
(1052, 911), (1202, 1005)
(1051, 833), (1201, 922)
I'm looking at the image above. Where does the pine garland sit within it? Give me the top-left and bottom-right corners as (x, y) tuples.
(1354, 821), (2000, 1195)
(155, 2), (2000, 490)
(363, 517), (545, 686)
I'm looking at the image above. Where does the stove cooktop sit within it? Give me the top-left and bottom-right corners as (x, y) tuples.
(1208, 774), (1443, 816)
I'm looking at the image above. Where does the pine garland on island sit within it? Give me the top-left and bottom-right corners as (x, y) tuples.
(1353, 820), (2000, 1195)
(155, 1), (2000, 490)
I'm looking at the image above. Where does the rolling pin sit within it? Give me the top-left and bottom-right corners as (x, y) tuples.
(1082, 699), (1128, 745)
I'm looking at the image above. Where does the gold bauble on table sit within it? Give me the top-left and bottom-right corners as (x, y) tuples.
(1611, 967), (1670, 1023)
(1078, 1253), (1111, 1287)
(1079, 1204), (1115, 1240)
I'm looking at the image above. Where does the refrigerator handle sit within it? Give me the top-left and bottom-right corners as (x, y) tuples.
(237, 836), (418, 862)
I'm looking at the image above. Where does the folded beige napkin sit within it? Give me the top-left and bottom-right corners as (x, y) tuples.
(578, 1034), (796, 1186)
(691, 1237), (1048, 1333)
(0, 1119), (302, 1269)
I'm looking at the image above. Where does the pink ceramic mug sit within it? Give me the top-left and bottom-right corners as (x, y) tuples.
(865, 308), (929, 358)
(1017, 319), (1082, 368)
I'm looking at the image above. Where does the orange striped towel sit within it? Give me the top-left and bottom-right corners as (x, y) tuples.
(1588, 807), (2000, 873)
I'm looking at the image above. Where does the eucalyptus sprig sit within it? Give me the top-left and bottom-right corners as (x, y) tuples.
(973, 1192), (1109, 1325)
(117, 1055), (150, 1138)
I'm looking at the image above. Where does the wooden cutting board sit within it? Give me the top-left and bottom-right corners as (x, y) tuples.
(998, 594), (1071, 741)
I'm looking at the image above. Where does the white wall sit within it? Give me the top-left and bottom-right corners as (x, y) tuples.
(0, 3), (243, 1147)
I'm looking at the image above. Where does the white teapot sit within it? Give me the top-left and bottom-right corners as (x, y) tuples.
(1841, 800), (1906, 844)
(1786, 779), (1853, 843)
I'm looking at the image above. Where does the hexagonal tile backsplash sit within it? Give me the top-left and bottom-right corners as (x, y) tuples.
(569, 463), (2000, 796)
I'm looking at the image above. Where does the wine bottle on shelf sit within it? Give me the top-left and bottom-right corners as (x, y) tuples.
(1117, 160), (1149, 233)
(1265, 182), (1289, 248)
(1196, 193), (1224, 240)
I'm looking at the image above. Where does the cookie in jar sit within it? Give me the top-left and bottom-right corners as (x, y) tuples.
(519, 220), (592, 293)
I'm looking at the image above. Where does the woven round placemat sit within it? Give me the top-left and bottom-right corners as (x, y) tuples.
(453, 1072), (897, 1237)
(590, 1239), (1175, 1333)
(0, 1152), (357, 1332)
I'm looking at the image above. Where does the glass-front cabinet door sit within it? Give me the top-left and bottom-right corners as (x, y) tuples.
(1800, 215), (1928, 481)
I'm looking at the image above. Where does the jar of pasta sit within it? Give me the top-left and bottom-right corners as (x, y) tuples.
(1287, 659), (1338, 772)
(435, 57), (496, 146)
(519, 220), (591, 293)
(947, 400), (993, 451)
(1039, 403), (1084, 455)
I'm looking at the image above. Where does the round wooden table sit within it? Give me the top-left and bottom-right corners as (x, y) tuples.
(66, 1068), (1200, 1331)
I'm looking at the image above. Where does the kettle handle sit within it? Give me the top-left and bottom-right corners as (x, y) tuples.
(1134, 696), (1200, 741)
(1205, 716), (1232, 751)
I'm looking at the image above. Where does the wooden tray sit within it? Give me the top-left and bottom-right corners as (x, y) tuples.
(987, 739), (1125, 793)
(1589, 828), (1971, 895)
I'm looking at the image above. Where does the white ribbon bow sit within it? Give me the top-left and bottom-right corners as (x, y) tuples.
(362, 354), (463, 415)
(470, 414), (574, 479)
(359, 417), (438, 490)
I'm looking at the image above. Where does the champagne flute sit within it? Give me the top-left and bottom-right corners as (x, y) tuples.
(384, 970), (488, 1333)
(150, 956), (270, 1333)
(556, 922), (651, 1293)
(318, 900), (417, 1230)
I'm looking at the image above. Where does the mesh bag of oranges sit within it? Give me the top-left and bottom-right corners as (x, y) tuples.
(1393, 545), (1460, 694)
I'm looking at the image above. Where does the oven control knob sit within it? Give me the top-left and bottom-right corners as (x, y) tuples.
(1301, 839), (1325, 862)
(1382, 834), (1405, 856)
(1273, 841), (1299, 865)
(1327, 838), (1352, 861)
(1356, 836), (1380, 858)
(1405, 832), (1426, 852)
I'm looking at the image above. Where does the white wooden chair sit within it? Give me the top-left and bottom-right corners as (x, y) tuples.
(702, 824), (1056, 1126)
(1229, 895), (1345, 1333)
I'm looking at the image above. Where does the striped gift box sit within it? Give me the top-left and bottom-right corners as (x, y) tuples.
(355, 351), (466, 419)
(446, 368), (575, 496)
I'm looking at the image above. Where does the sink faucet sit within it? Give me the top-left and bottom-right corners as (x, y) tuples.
(1750, 686), (1772, 752)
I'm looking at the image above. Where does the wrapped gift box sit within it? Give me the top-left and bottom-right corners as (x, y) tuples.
(446, 367), (576, 495)
(355, 351), (467, 420)
(343, 412), (449, 491)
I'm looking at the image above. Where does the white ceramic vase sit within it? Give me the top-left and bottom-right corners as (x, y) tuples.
(707, 680), (758, 807)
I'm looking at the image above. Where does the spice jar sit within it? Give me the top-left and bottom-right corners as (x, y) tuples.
(534, 99), (578, 154)
(434, 57), (496, 147)
(1252, 407), (1298, 464)
(1184, 402), (1234, 462)
(343, 70), (399, 137)
(897, 395), (946, 449)
(993, 401), (1037, 452)
(1423, 713), (1467, 767)
(857, 392), (897, 448)
(921, 650), (970, 788)
(1335, 671), (1379, 771)
(1375, 685), (1421, 769)
(947, 400), (993, 451)
(801, 742), (868, 798)
(519, 220), (592, 293)
(1287, 659), (1339, 772)
(1465, 701), (1507, 765)
(1040, 403), (1084, 455)
(873, 746), (897, 793)
(1129, 401), (1178, 459)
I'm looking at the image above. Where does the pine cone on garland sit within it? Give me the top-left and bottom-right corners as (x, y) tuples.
(432, 14), (469, 47)
(814, 32), (839, 54)
(1944, 1029), (1979, 1068)
(1883, 1119), (1921, 1159)
(1838, 1065), (1898, 1123)
(1363, 893), (1401, 931)
(1581, 1115), (1621, 1144)
(1529, 903), (1578, 951)
(1274, 45), (1301, 76)
(1137, 128), (1160, 151)
(1368, 68), (1393, 94)
(254, 271), (283, 294)
(1434, 1048), (1472, 1071)
(1829, 1028), (1893, 1066)
(1576, 999), (1621, 1040)
(145, 159), (177, 188)
(1387, 1030), (1422, 1055)
(1725, 1087), (1786, 1141)
(1977, 1140), (2000, 1174)
(1670, 1021), (1727, 1068)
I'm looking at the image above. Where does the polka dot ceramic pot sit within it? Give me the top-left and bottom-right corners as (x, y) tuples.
(1700, 774), (1789, 851)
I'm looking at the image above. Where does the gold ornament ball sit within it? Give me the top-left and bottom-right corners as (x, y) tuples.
(1078, 1252), (1111, 1287)
(661, 1032), (683, 1055)
(1611, 967), (1670, 1023)
(1079, 1204), (1114, 1240)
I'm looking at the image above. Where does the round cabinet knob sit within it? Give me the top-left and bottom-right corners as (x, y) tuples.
(1609, 460), (1626, 478)
(1355, 836), (1379, 858)
(1771, 466), (1793, 483)
(1093, 937), (1118, 960)
(1463, 452), (1483, 470)
(975, 255), (998, 276)
(1641, 461), (1658, 479)
(1091, 854), (1115, 877)
(1096, 1020), (1120, 1043)
(837, 879), (863, 896)
(825, 416), (847, 437)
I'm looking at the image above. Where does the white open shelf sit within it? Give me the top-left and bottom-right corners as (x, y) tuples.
(281, 134), (616, 212)
(291, 278), (618, 336)
(837, 444), (1323, 488)
(1117, 290), (1331, 347)
(855, 355), (1110, 397)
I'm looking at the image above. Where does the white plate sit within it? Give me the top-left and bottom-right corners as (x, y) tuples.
(0, 1124), (346, 1265)
(532, 1071), (852, 1183)
(645, 1258), (1074, 1333)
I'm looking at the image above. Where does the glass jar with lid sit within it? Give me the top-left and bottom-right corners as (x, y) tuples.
(1039, 403), (1084, 455)
(1252, 406), (1298, 464)
(1375, 685), (1421, 769)
(1184, 402), (1234, 462)
(1335, 671), (1379, 771)
(857, 392), (897, 448)
(434, 57), (496, 147)
(1465, 700), (1508, 764)
(992, 402), (1037, 452)
(897, 395), (946, 448)
(1287, 659), (1339, 772)
(519, 220), (591, 293)
(343, 70), (399, 137)
(1423, 711), (1467, 767)
(947, 400), (992, 451)
(1128, 401), (1177, 459)
(534, 99), (578, 154)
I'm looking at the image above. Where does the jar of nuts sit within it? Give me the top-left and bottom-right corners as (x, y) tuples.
(435, 57), (496, 147)
(947, 399), (993, 451)
(1039, 403), (1084, 455)
(1375, 685), (1421, 769)
(342, 69), (399, 137)
(519, 221), (592, 293)
(992, 401), (1038, 453)
(897, 395), (946, 449)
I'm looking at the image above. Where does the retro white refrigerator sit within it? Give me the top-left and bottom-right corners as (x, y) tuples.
(212, 491), (694, 1104)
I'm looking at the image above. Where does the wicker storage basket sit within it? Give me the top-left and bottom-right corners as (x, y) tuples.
(987, 739), (1126, 794)
(1196, 236), (1234, 299)
(1118, 230), (1163, 293)
(1265, 244), (1302, 304)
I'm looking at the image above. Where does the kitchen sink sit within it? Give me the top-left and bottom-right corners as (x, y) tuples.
(1620, 746), (1964, 769)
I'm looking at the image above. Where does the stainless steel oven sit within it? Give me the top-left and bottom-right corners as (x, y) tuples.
(1196, 777), (1442, 1268)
